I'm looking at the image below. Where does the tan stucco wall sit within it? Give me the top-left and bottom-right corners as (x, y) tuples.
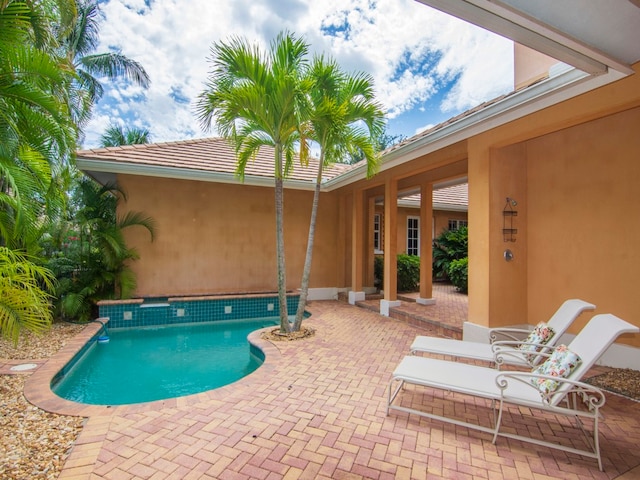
(468, 62), (640, 347)
(118, 175), (340, 297)
(525, 107), (640, 346)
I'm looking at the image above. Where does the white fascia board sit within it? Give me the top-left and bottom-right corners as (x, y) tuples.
(75, 158), (318, 191)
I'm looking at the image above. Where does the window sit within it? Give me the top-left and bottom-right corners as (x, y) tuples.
(448, 219), (468, 231)
(407, 216), (420, 256)
(373, 214), (382, 253)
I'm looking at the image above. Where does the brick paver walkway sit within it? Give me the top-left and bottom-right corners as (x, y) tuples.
(18, 301), (640, 479)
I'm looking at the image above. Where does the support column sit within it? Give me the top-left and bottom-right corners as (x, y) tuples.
(365, 195), (376, 292)
(349, 189), (366, 305)
(381, 177), (401, 316)
(418, 182), (436, 305)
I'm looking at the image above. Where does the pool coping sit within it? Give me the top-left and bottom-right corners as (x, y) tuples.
(23, 320), (284, 418)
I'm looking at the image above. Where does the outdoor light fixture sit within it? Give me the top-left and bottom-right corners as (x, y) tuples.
(503, 197), (517, 242)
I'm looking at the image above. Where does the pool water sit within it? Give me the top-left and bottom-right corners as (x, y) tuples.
(53, 318), (277, 405)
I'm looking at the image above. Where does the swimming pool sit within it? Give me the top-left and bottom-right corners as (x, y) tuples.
(52, 317), (277, 405)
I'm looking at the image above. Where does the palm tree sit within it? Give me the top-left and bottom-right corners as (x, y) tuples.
(100, 123), (151, 147)
(0, 0), (79, 341)
(60, 0), (150, 128)
(54, 178), (155, 322)
(0, 247), (56, 343)
(292, 57), (385, 330)
(196, 31), (311, 333)
(0, 0), (78, 249)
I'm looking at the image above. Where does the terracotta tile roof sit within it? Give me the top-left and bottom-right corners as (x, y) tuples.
(401, 183), (468, 210)
(76, 137), (352, 184)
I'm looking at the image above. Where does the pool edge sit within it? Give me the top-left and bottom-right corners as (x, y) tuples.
(24, 323), (283, 418)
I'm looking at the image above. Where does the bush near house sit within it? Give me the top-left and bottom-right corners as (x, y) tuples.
(374, 254), (421, 293)
(432, 226), (468, 279)
(448, 257), (468, 293)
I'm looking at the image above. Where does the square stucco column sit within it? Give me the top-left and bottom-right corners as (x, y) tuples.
(419, 181), (435, 305)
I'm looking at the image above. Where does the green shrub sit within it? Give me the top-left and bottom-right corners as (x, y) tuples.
(432, 226), (468, 279)
(397, 254), (420, 292)
(374, 254), (421, 292)
(448, 257), (468, 293)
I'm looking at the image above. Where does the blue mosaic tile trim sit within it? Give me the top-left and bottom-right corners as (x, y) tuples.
(100, 295), (302, 329)
(50, 330), (101, 389)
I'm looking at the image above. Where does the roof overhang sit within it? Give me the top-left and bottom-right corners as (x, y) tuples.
(76, 158), (320, 192)
(415, 0), (636, 76)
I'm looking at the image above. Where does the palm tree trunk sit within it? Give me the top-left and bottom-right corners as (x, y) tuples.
(293, 157), (324, 331)
(274, 146), (290, 333)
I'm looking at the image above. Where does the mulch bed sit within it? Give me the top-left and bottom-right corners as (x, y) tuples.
(260, 326), (316, 342)
(585, 368), (640, 402)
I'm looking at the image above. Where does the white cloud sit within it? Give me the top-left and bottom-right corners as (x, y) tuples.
(84, 0), (513, 147)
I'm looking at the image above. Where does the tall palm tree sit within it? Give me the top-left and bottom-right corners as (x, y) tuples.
(197, 31), (311, 333)
(60, 0), (150, 128)
(100, 123), (151, 147)
(292, 57), (385, 330)
(0, 0), (78, 249)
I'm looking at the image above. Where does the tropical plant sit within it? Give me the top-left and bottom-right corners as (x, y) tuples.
(397, 254), (421, 292)
(292, 56), (384, 330)
(51, 178), (155, 322)
(432, 225), (468, 279)
(100, 124), (151, 147)
(448, 257), (468, 293)
(374, 254), (421, 293)
(196, 31), (311, 333)
(59, 0), (150, 128)
(0, 0), (79, 250)
(347, 130), (405, 164)
(0, 247), (56, 343)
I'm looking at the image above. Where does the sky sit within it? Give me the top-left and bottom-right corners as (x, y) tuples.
(83, 0), (515, 149)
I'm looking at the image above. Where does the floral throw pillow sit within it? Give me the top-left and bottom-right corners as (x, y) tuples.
(517, 322), (555, 360)
(530, 344), (582, 395)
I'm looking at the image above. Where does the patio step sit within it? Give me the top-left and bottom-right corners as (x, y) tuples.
(355, 298), (463, 340)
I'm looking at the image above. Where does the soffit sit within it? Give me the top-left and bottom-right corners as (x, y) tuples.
(415, 0), (639, 74)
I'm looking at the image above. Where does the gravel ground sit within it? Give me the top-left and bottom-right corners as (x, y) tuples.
(1, 323), (86, 480)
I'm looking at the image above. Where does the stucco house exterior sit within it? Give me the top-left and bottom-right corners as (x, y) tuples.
(77, 1), (640, 368)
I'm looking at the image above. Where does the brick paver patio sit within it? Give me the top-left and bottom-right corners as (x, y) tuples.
(16, 299), (640, 479)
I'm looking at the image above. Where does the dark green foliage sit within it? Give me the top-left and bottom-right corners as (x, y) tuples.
(432, 226), (468, 279)
(448, 257), (468, 293)
(374, 254), (421, 292)
(397, 254), (420, 292)
(46, 178), (155, 322)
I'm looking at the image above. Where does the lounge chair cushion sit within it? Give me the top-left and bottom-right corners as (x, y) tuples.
(517, 322), (555, 360)
(530, 344), (582, 394)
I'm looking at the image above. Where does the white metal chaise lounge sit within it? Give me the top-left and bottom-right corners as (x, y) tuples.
(410, 298), (595, 367)
(387, 313), (639, 471)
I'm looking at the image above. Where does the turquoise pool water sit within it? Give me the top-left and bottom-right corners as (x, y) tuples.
(52, 318), (277, 405)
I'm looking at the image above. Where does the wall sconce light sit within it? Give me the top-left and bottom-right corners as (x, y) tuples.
(502, 197), (517, 242)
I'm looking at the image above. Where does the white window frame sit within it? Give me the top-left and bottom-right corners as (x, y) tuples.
(448, 219), (468, 231)
(373, 213), (383, 254)
(407, 216), (420, 256)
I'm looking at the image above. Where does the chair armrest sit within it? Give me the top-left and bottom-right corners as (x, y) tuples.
(495, 372), (607, 410)
(491, 341), (555, 368)
(488, 327), (531, 343)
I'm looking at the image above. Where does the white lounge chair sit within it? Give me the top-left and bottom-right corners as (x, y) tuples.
(388, 313), (639, 471)
(410, 298), (595, 367)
